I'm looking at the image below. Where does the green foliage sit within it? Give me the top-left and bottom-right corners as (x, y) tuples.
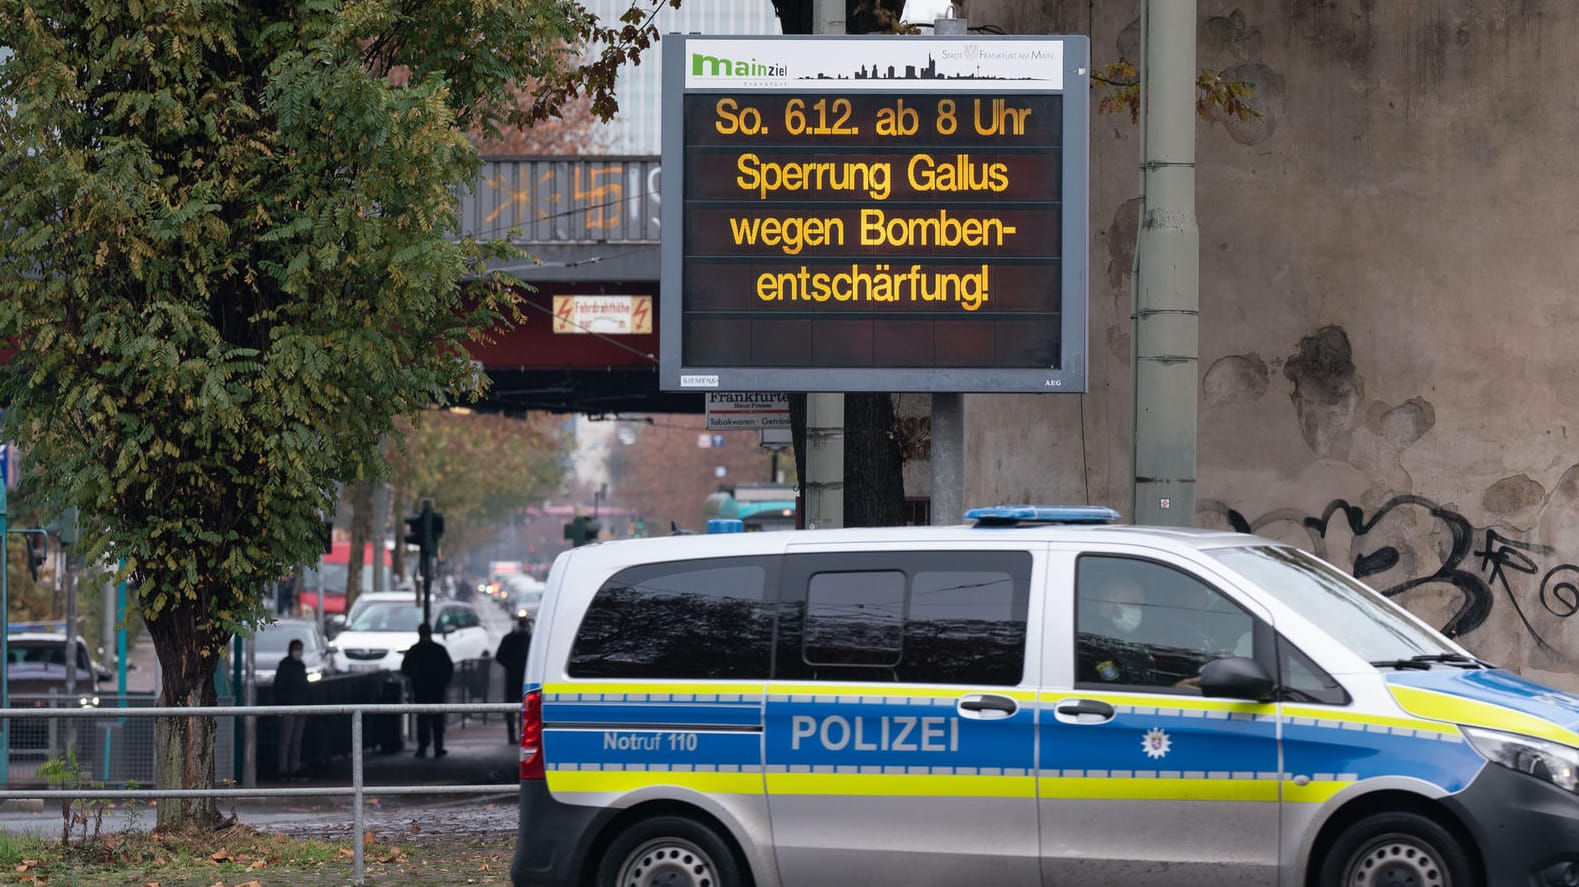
(0, 0), (673, 822)
(39, 751), (110, 845)
(388, 409), (572, 559)
(1093, 60), (1262, 124)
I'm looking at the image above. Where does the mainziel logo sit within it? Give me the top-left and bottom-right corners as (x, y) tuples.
(691, 52), (787, 78)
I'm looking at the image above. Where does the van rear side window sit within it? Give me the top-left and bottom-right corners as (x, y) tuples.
(568, 557), (776, 679)
(780, 551), (1032, 686)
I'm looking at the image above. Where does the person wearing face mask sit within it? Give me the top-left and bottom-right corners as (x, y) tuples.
(1076, 576), (1161, 686)
(273, 638), (310, 781)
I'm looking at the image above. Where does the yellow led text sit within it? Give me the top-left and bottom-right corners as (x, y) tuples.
(734, 154), (1009, 201)
(728, 215), (844, 256)
(860, 209), (1015, 248)
(755, 264), (991, 312)
(736, 154), (892, 201)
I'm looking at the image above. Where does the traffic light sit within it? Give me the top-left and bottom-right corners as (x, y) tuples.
(46, 507), (79, 546)
(563, 515), (600, 547)
(404, 503), (446, 579)
(24, 533), (46, 582)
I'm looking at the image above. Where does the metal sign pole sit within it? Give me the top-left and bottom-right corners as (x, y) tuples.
(1, 443), (10, 785)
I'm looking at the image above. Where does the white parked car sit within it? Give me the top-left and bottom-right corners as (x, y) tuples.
(333, 598), (493, 673)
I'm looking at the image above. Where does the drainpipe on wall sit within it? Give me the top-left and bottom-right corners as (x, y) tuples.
(1131, 0), (1199, 527)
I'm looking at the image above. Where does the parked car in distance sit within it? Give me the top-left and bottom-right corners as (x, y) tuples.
(6, 626), (110, 750)
(325, 590), (422, 640)
(249, 618), (340, 685)
(333, 598), (494, 673)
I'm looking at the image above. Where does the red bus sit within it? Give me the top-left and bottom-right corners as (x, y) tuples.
(298, 541), (392, 614)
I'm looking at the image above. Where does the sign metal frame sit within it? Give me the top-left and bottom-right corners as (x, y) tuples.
(660, 34), (1090, 393)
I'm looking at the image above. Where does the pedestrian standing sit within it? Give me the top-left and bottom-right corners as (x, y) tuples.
(400, 622), (454, 758)
(494, 615), (533, 742)
(273, 638), (310, 781)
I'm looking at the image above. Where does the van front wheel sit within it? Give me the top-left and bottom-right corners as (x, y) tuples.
(597, 815), (748, 887)
(1320, 810), (1476, 887)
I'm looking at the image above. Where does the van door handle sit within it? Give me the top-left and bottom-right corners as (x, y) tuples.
(958, 694), (1018, 719)
(1054, 699), (1116, 722)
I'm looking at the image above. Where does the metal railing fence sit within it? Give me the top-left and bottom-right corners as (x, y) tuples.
(0, 702), (520, 886)
(5, 692), (235, 785)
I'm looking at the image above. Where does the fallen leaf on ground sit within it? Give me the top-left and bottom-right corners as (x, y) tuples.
(338, 848), (355, 859)
(236, 881), (264, 887)
(210, 850), (235, 863)
(377, 848), (404, 863)
(247, 859), (266, 870)
(16, 859), (38, 872)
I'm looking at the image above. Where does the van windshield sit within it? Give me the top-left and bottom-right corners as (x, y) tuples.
(1207, 545), (1460, 663)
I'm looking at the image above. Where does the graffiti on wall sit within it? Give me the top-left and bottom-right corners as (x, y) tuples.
(1203, 496), (1579, 652)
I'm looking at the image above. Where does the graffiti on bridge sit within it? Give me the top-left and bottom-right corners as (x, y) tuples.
(480, 160), (662, 238)
(1211, 496), (1579, 651)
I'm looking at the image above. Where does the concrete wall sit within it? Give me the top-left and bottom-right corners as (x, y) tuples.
(959, 0), (1579, 685)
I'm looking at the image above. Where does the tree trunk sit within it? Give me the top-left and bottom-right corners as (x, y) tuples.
(844, 393), (907, 527)
(391, 489), (409, 583)
(145, 594), (224, 831)
(345, 480), (374, 613)
(790, 393), (908, 529)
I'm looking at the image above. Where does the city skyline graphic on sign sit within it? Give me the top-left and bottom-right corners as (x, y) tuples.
(807, 53), (1024, 82)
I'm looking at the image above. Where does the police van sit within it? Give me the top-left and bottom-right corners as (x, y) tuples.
(510, 506), (1579, 887)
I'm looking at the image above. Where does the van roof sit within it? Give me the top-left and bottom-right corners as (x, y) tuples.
(559, 522), (1264, 568)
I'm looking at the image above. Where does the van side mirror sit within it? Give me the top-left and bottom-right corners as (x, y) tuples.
(1199, 657), (1275, 702)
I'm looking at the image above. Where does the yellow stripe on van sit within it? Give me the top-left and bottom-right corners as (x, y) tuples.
(547, 770), (763, 795)
(1281, 704), (1461, 736)
(1389, 685), (1579, 747)
(544, 681), (766, 698)
(1282, 778), (1355, 804)
(769, 685), (1039, 703)
(1037, 776), (1279, 803)
(767, 772), (1035, 798)
(1064, 693), (1271, 715)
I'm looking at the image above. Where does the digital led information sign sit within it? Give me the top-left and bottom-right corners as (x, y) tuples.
(660, 35), (1090, 393)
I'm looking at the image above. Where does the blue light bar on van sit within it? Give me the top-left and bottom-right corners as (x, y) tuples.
(965, 506), (1122, 526)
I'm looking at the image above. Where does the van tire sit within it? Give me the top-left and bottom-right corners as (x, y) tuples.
(1319, 810), (1477, 887)
(596, 815), (748, 887)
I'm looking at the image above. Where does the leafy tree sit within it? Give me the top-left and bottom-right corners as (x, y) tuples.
(0, 0), (675, 829)
(1092, 60), (1260, 124)
(384, 409), (572, 583)
(607, 418), (784, 534)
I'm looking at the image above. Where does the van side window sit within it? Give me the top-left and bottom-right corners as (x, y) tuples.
(1278, 636), (1350, 705)
(804, 572), (905, 666)
(568, 557), (776, 679)
(1075, 556), (1254, 693)
(780, 551), (1031, 686)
